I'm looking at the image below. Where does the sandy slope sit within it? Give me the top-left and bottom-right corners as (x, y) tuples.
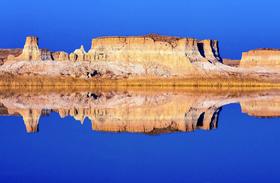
(0, 60), (279, 82)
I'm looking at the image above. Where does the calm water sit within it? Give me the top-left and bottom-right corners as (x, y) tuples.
(0, 89), (279, 183)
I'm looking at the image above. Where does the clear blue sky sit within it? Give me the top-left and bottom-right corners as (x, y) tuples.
(1, 0), (280, 59)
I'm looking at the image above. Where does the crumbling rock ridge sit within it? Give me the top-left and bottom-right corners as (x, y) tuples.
(0, 90), (279, 134)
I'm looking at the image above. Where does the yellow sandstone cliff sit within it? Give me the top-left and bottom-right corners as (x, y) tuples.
(87, 34), (222, 75)
(240, 49), (280, 69)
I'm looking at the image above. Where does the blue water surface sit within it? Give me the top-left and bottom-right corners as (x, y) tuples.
(0, 104), (279, 183)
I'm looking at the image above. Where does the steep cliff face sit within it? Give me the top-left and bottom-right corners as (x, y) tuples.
(240, 49), (280, 69)
(87, 34), (222, 76)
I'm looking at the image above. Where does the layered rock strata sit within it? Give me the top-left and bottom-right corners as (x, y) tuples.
(87, 34), (222, 75)
(223, 58), (240, 67)
(240, 49), (280, 69)
(3, 35), (280, 80)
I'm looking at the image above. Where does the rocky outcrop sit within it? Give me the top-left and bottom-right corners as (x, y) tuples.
(87, 34), (222, 76)
(69, 53), (77, 62)
(73, 45), (87, 61)
(3, 35), (280, 80)
(240, 49), (280, 69)
(198, 40), (222, 63)
(84, 35), (220, 75)
(0, 49), (22, 64)
(7, 36), (42, 61)
(51, 51), (69, 61)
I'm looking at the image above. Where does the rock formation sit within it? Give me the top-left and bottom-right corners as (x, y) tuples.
(51, 51), (69, 61)
(7, 36), (42, 61)
(2, 35), (280, 80)
(73, 45), (87, 61)
(223, 58), (240, 67)
(0, 49), (22, 64)
(87, 34), (222, 76)
(240, 49), (280, 69)
(69, 53), (77, 62)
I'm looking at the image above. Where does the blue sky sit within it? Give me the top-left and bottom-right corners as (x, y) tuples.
(1, 0), (280, 59)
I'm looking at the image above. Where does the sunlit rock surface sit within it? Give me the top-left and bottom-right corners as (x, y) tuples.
(1, 35), (280, 81)
(0, 90), (279, 134)
(7, 36), (43, 61)
(51, 51), (69, 61)
(240, 49), (280, 70)
(73, 45), (88, 62)
(223, 58), (240, 67)
(87, 34), (222, 75)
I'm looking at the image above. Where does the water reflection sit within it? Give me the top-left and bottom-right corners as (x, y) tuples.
(0, 89), (279, 134)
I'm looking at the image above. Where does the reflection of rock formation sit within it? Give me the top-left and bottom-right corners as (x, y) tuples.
(185, 106), (221, 131)
(19, 109), (41, 133)
(6, 108), (44, 133)
(0, 90), (279, 134)
(240, 97), (280, 118)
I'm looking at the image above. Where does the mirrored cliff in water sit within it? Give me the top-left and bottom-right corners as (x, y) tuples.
(0, 89), (279, 134)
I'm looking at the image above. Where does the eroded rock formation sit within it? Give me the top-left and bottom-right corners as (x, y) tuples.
(0, 49), (22, 64)
(2, 35), (280, 80)
(240, 49), (280, 69)
(87, 34), (222, 75)
(51, 51), (69, 61)
(73, 45), (87, 61)
(7, 36), (42, 61)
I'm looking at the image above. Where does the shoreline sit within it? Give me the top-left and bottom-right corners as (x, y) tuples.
(0, 75), (280, 89)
